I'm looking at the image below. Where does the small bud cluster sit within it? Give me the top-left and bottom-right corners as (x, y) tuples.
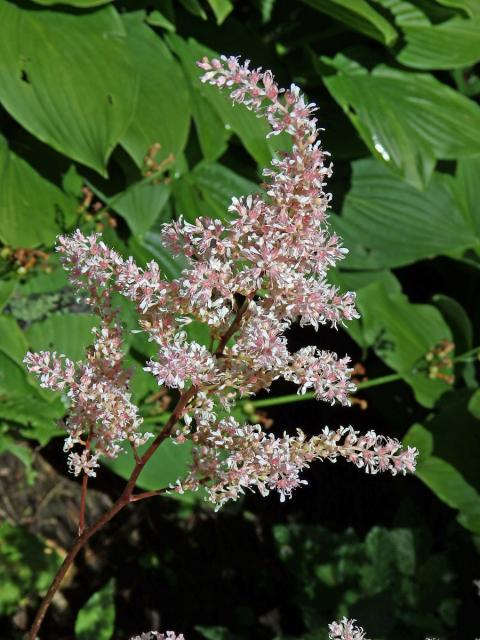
(24, 54), (417, 502)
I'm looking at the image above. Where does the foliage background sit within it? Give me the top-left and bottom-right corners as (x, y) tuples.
(0, 0), (480, 638)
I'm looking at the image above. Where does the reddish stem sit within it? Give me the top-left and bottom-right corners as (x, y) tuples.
(78, 472), (89, 537)
(28, 298), (251, 639)
(27, 385), (197, 640)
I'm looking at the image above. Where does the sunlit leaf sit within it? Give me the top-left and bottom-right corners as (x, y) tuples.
(121, 15), (191, 168)
(324, 60), (480, 188)
(0, 1), (138, 175)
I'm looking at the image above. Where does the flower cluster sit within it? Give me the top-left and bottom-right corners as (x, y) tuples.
(24, 321), (151, 477)
(329, 618), (369, 640)
(24, 54), (417, 502)
(129, 633), (184, 640)
(179, 420), (418, 509)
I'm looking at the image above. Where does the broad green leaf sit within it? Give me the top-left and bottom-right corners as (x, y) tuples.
(75, 580), (115, 640)
(357, 282), (453, 407)
(0, 395), (64, 444)
(167, 35), (288, 167)
(121, 15), (191, 168)
(387, 0), (480, 70)
(468, 389), (480, 418)
(435, 0), (480, 17)
(401, 19), (480, 69)
(0, 136), (76, 248)
(179, 0), (208, 19)
(206, 0), (234, 24)
(173, 162), (260, 222)
(165, 34), (230, 162)
(128, 233), (186, 280)
(404, 424), (480, 534)
(146, 9), (176, 31)
(31, 0), (113, 6)
(335, 159), (478, 269)
(0, 280), (16, 312)
(105, 437), (196, 504)
(328, 268), (401, 348)
(453, 156), (480, 238)
(0, 428), (36, 484)
(324, 61), (480, 188)
(113, 181), (171, 236)
(403, 422), (433, 461)
(26, 313), (98, 361)
(0, 2), (138, 175)
(0, 316), (29, 364)
(302, 0), (398, 45)
(431, 294), (472, 353)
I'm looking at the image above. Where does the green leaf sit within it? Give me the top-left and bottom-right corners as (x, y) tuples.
(206, 0), (234, 24)
(302, 0), (398, 45)
(75, 580), (115, 640)
(0, 280), (16, 312)
(146, 9), (176, 31)
(328, 268), (401, 348)
(179, 0), (208, 19)
(0, 2), (138, 175)
(173, 162), (260, 222)
(0, 136), (76, 248)
(398, 16), (480, 69)
(468, 388), (480, 418)
(0, 316), (29, 364)
(165, 34), (230, 162)
(323, 61), (480, 188)
(113, 181), (171, 236)
(121, 15), (191, 168)
(168, 35), (288, 167)
(431, 294), (473, 353)
(356, 282), (453, 407)
(0, 522), (61, 616)
(404, 424), (480, 534)
(453, 156), (480, 238)
(31, 0), (113, 6)
(105, 437), (196, 503)
(335, 159), (479, 269)
(128, 233), (186, 280)
(26, 313), (98, 361)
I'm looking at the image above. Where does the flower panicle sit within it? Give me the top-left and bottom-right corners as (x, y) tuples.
(23, 54), (417, 505)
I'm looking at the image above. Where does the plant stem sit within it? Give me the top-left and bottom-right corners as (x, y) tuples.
(27, 384), (196, 640)
(247, 345), (480, 411)
(28, 299), (247, 639)
(248, 373), (403, 409)
(78, 472), (89, 537)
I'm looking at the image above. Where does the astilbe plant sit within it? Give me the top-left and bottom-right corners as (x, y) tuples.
(24, 55), (418, 639)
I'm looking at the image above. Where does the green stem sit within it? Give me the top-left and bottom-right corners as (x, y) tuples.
(247, 345), (480, 411)
(248, 373), (403, 410)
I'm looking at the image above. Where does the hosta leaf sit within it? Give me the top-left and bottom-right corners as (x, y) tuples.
(166, 35), (229, 162)
(0, 136), (76, 248)
(206, 0), (234, 24)
(0, 1), (138, 175)
(31, 0), (113, 6)
(398, 16), (480, 69)
(323, 60), (480, 188)
(356, 282), (453, 407)
(334, 159), (479, 269)
(302, 0), (398, 45)
(105, 437), (196, 504)
(113, 181), (171, 237)
(167, 34), (288, 167)
(26, 313), (98, 361)
(121, 14), (191, 168)
(0, 280), (16, 312)
(404, 423), (480, 534)
(377, 0), (480, 68)
(172, 162), (260, 222)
